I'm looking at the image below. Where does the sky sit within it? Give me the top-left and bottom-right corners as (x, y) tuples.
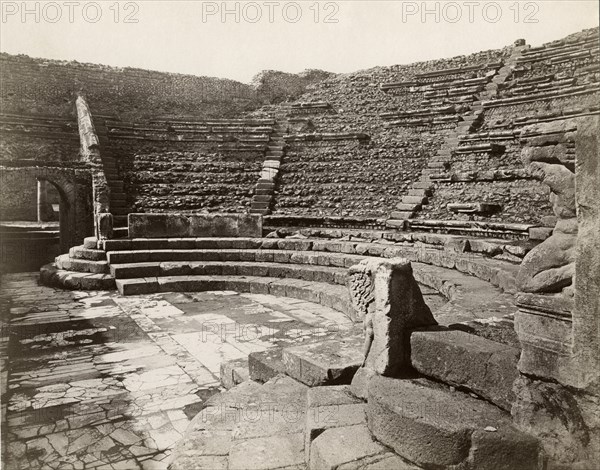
(1, 1), (598, 83)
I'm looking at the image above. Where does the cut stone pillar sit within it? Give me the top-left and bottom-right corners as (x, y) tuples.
(351, 258), (437, 378)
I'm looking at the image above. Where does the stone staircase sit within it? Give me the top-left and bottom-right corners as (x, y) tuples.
(250, 105), (291, 215)
(387, 44), (527, 226)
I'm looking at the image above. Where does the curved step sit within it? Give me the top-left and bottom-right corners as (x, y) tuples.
(111, 260), (348, 285)
(69, 245), (107, 261)
(105, 245), (518, 294)
(55, 254), (110, 274)
(116, 275), (351, 314)
(40, 264), (116, 290)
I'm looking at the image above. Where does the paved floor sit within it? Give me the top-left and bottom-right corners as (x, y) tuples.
(0, 273), (360, 470)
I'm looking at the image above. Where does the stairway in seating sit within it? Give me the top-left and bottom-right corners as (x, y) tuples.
(388, 44), (527, 226)
(250, 105), (291, 215)
(94, 117), (130, 238)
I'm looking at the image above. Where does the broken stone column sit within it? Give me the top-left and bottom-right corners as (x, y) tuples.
(349, 258), (437, 396)
(513, 116), (600, 468)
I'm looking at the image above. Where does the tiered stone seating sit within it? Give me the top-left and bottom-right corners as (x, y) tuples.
(0, 113), (80, 163)
(103, 118), (276, 214)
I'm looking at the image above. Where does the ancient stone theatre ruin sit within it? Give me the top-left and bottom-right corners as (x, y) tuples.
(0, 26), (598, 470)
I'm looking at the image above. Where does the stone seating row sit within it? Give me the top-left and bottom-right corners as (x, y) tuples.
(107, 129), (273, 143)
(485, 106), (600, 130)
(482, 83), (600, 108)
(381, 104), (457, 120)
(517, 39), (599, 63)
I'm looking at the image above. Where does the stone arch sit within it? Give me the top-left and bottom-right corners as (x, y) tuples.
(3, 166), (94, 253)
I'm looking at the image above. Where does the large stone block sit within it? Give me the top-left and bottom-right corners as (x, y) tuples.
(282, 337), (363, 387)
(367, 376), (541, 469)
(363, 259), (437, 376)
(410, 328), (519, 411)
(128, 213), (262, 238)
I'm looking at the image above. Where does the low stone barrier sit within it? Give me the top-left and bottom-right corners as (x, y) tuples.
(128, 213), (262, 238)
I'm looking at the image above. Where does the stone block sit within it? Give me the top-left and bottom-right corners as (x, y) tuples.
(529, 226), (553, 241)
(129, 213), (190, 238)
(248, 349), (286, 383)
(282, 337), (363, 386)
(116, 278), (159, 295)
(410, 328), (520, 411)
(220, 358), (249, 389)
(128, 213), (262, 238)
(309, 424), (387, 470)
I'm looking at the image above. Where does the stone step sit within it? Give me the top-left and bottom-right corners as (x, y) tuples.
(394, 203), (420, 212)
(254, 188), (274, 196)
(55, 254), (110, 274)
(100, 240), (520, 295)
(408, 188), (432, 197)
(248, 349), (286, 383)
(69, 245), (107, 261)
(249, 208), (270, 215)
(251, 201), (271, 210)
(412, 181), (434, 190)
(83, 237), (98, 249)
(428, 161), (449, 170)
(113, 227), (129, 238)
(386, 218), (408, 228)
(410, 328), (519, 411)
(367, 376), (541, 469)
(40, 264), (116, 290)
(282, 337), (363, 387)
(252, 195), (272, 203)
(106, 248), (363, 266)
(110, 260), (348, 285)
(115, 275), (351, 315)
(402, 195), (428, 205)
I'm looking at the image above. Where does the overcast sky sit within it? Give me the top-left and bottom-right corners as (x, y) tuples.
(1, 1), (598, 83)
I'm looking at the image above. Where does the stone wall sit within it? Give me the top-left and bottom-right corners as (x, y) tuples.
(0, 53), (260, 120)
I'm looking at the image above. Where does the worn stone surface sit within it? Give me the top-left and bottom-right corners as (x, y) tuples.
(410, 328), (519, 411)
(367, 376), (541, 469)
(363, 259), (437, 376)
(282, 336), (363, 386)
(128, 213), (262, 238)
(1, 274), (357, 470)
(512, 375), (600, 467)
